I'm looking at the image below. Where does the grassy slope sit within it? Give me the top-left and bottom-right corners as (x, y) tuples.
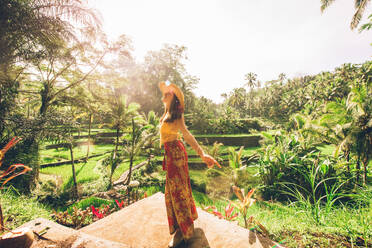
(40, 153), (147, 190)
(0, 188), (52, 231)
(40, 144), (115, 164)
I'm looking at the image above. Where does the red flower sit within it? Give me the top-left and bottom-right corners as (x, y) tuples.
(91, 206), (104, 219)
(115, 199), (125, 209)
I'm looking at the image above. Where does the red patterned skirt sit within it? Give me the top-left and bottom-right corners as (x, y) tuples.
(163, 140), (198, 239)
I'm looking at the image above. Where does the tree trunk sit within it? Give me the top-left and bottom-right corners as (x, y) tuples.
(69, 144), (78, 199)
(346, 151), (350, 172)
(40, 83), (51, 116)
(109, 172), (113, 190)
(0, 203), (4, 233)
(126, 119), (135, 187)
(86, 113), (92, 160)
(114, 126), (120, 158)
(356, 156), (360, 183)
(126, 157), (134, 206)
(243, 215), (247, 229)
(362, 156), (368, 186)
(125, 119), (136, 206)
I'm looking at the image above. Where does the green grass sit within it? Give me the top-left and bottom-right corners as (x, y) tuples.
(40, 156), (105, 190)
(0, 187), (52, 232)
(40, 144), (115, 164)
(66, 197), (115, 213)
(40, 153), (147, 191)
(204, 196), (371, 247)
(111, 156), (147, 181)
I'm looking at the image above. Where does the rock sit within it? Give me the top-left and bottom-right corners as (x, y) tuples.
(17, 218), (128, 248)
(0, 227), (34, 248)
(113, 185), (127, 192)
(128, 180), (140, 188)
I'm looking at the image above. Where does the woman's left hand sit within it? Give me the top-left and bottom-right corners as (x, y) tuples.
(202, 154), (222, 169)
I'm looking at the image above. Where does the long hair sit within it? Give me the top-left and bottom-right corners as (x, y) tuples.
(165, 94), (183, 122)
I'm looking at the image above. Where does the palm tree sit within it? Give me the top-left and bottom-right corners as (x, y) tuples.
(141, 111), (160, 164)
(108, 94), (139, 157)
(244, 72), (258, 90)
(278, 73), (286, 82)
(244, 72), (258, 117)
(0, 0), (101, 66)
(320, 0), (371, 29)
(319, 84), (371, 185)
(123, 118), (148, 189)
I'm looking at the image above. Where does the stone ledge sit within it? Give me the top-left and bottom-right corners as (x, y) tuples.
(80, 192), (283, 248)
(18, 218), (129, 248)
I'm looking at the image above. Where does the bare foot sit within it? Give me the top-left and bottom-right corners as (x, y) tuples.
(168, 229), (183, 248)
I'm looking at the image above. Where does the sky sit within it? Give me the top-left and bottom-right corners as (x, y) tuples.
(89, 0), (372, 103)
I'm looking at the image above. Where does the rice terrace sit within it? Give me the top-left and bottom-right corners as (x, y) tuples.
(0, 0), (371, 247)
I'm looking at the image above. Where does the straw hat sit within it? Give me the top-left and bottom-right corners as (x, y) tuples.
(158, 81), (185, 110)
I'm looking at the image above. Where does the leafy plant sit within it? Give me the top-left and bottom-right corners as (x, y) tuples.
(103, 151), (124, 189)
(228, 146), (244, 169)
(319, 83), (371, 185)
(256, 131), (354, 201)
(90, 204), (112, 220)
(230, 186), (256, 228)
(115, 199), (125, 209)
(204, 202), (238, 221)
(51, 206), (91, 228)
(0, 137), (32, 233)
(230, 186), (269, 236)
(280, 161), (349, 224)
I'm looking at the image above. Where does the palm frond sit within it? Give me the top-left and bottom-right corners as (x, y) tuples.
(320, 0), (336, 12)
(351, 0), (370, 29)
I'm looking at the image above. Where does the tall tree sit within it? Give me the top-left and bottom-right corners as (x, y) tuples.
(127, 44), (198, 115)
(0, 0), (102, 191)
(244, 72), (258, 90)
(244, 72), (258, 117)
(0, 0), (101, 66)
(107, 94), (139, 157)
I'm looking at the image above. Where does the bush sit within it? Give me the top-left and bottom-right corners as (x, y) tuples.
(2, 139), (39, 193)
(66, 197), (114, 213)
(256, 132), (355, 202)
(190, 178), (207, 193)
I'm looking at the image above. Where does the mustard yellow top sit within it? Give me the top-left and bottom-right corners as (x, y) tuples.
(160, 119), (181, 146)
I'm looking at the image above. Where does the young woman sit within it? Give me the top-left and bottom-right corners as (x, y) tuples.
(158, 81), (221, 247)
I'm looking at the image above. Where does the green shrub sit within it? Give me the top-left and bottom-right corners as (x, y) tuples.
(66, 197), (114, 213)
(256, 132), (355, 202)
(190, 178), (207, 193)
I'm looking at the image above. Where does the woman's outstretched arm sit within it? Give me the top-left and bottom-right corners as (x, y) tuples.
(178, 115), (221, 168)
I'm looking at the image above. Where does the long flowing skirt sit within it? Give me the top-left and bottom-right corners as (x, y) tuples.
(163, 140), (198, 239)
